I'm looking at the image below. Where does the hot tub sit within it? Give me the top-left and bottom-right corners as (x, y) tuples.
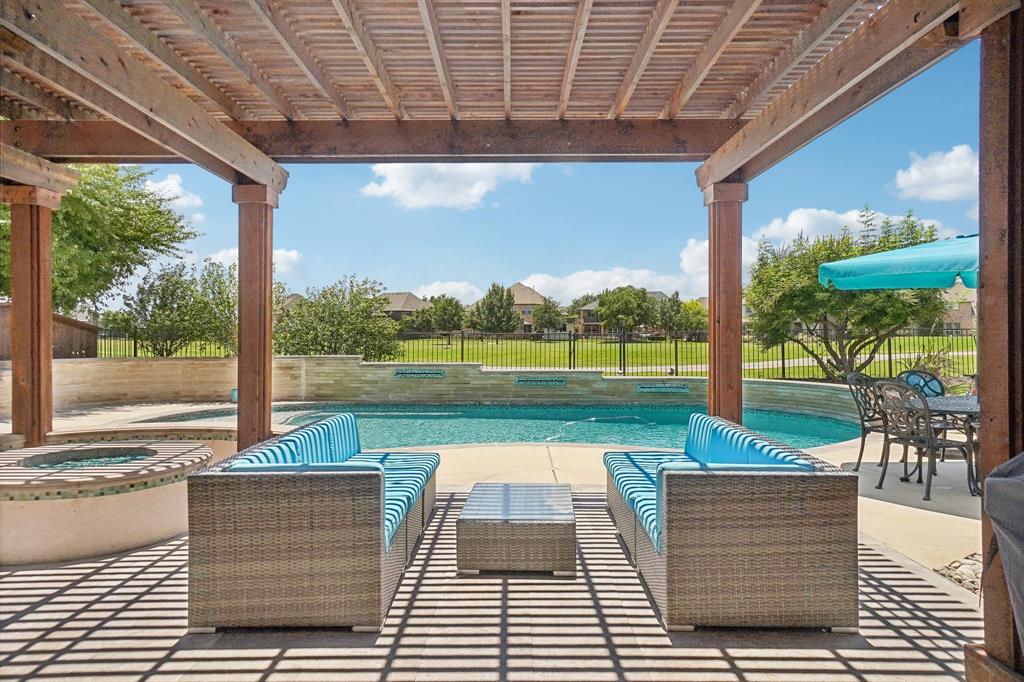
(0, 441), (211, 565)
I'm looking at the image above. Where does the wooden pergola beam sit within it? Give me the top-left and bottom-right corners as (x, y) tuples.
(160, 0), (299, 120)
(328, 0), (405, 119)
(608, 0), (679, 119)
(1, 119), (742, 163)
(0, 2), (287, 191)
(737, 23), (963, 182)
(416, 0), (458, 120)
(723, 0), (861, 119)
(79, 0), (249, 120)
(1, 67), (97, 120)
(1, 38), (243, 183)
(558, 0), (593, 119)
(240, 0), (349, 119)
(661, 0), (763, 120)
(0, 143), (79, 192)
(501, 0), (511, 119)
(696, 0), (963, 188)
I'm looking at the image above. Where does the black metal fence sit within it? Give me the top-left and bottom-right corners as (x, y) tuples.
(96, 327), (977, 381)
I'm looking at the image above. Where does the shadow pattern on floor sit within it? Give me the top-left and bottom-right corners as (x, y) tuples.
(0, 493), (981, 681)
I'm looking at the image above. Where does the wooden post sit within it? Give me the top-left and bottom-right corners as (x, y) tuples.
(1, 186), (61, 446)
(967, 9), (1024, 681)
(233, 184), (277, 451)
(704, 182), (747, 423)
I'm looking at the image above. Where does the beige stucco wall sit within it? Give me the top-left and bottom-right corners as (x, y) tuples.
(0, 357), (858, 422)
(0, 480), (188, 565)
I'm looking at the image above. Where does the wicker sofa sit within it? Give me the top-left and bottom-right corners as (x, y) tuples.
(187, 413), (438, 632)
(605, 413), (859, 632)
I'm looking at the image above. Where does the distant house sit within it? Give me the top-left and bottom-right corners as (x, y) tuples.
(578, 290), (671, 334)
(0, 303), (99, 359)
(509, 282), (547, 333)
(941, 282), (976, 331)
(466, 282), (550, 333)
(382, 292), (428, 321)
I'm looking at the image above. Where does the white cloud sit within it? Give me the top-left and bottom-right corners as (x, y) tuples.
(414, 281), (483, 304)
(188, 212), (206, 225)
(966, 203), (979, 221)
(674, 236), (761, 295)
(894, 144), (978, 201)
(524, 267), (697, 304)
(361, 163), (536, 210)
(752, 207), (955, 243)
(207, 247), (303, 276)
(145, 173), (204, 210)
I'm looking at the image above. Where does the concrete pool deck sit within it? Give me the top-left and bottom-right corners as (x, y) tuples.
(1, 401), (981, 571)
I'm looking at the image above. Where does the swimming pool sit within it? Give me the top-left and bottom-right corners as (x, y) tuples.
(145, 404), (859, 450)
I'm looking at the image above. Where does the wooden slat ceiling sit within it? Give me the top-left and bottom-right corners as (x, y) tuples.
(2, 0), (879, 122)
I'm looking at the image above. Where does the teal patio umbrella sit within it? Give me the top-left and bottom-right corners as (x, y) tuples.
(818, 234), (979, 290)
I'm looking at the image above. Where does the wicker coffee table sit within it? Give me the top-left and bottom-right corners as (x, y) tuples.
(457, 483), (576, 576)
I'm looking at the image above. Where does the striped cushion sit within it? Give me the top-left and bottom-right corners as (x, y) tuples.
(350, 452), (440, 549)
(275, 414), (362, 464)
(232, 440), (301, 465)
(603, 451), (693, 553)
(684, 413), (815, 468)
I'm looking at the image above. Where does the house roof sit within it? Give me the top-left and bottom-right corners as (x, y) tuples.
(510, 282), (546, 306)
(383, 292), (428, 313)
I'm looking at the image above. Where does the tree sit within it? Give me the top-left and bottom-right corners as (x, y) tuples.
(400, 308), (435, 332)
(428, 294), (465, 331)
(197, 259), (238, 355)
(745, 209), (947, 381)
(567, 293), (598, 317)
(678, 299), (708, 336)
(122, 263), (208, 357)
(532, 297), (564, 332)
(273, 276), (402, 361)
(597, 286), (655, 333)
(0, 165), (196, 313)
(467, 283), (519, 333)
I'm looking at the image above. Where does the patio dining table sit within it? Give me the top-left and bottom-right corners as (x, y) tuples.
(924, 395), (981, 496)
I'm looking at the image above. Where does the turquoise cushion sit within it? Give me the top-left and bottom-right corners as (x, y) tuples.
(603, 451), (693, 553)
(276, 414), (362, 464)
(232, 440), (301, 465)
(684, 413), (816, 468)
(350, 452), (440, 549)
(227, 461), (384, 474)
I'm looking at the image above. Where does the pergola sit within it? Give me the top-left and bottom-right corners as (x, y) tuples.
(0, 0), (1021, 676)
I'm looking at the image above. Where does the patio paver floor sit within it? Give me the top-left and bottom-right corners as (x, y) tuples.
(0, 493), (982, 681)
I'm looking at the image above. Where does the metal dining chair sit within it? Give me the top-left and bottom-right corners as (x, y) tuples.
(897, 369), (945, 396)
(846, 372), (885, 471)
(873, 380), (972, 501)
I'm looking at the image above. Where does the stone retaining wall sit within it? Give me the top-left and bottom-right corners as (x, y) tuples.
(0, 356), (858, 422)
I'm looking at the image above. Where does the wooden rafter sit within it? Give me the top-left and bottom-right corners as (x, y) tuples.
(416, 0), (457, 119)
(501, 0), (511, 118)
(2, 35), (247, 184)
(724, 0), (861, 120)
(240, 0), (349, 119)
(160, 0), (299, 120)
(607, 0), (679, 119)
(558, 0), (593, 119)
(738, 24), (962, 182)
(1, 67), (97, 120)
(0, 2), (287, 190)
(79, 0), (248, 120)
(2, 119), (742, 163)
(0, 142), (79, 192)
(661, 0), (763, 119)
(696, 0), (962, 188)
(328, 0), (404, 119)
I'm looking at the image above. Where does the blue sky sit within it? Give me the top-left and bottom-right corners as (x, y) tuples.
(141, 41), (981, 305)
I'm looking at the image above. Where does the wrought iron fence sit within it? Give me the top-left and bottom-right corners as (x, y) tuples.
(95, 326), (977, 381)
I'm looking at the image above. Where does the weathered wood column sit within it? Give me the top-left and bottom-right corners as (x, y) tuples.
(966, 9), (1024, 681)
(1, 186), (61, 445)
(233, 184), (277, 450)
(704, 182), (747, 423)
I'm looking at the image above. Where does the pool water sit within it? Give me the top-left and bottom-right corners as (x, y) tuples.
(148, 404), (859, 450)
